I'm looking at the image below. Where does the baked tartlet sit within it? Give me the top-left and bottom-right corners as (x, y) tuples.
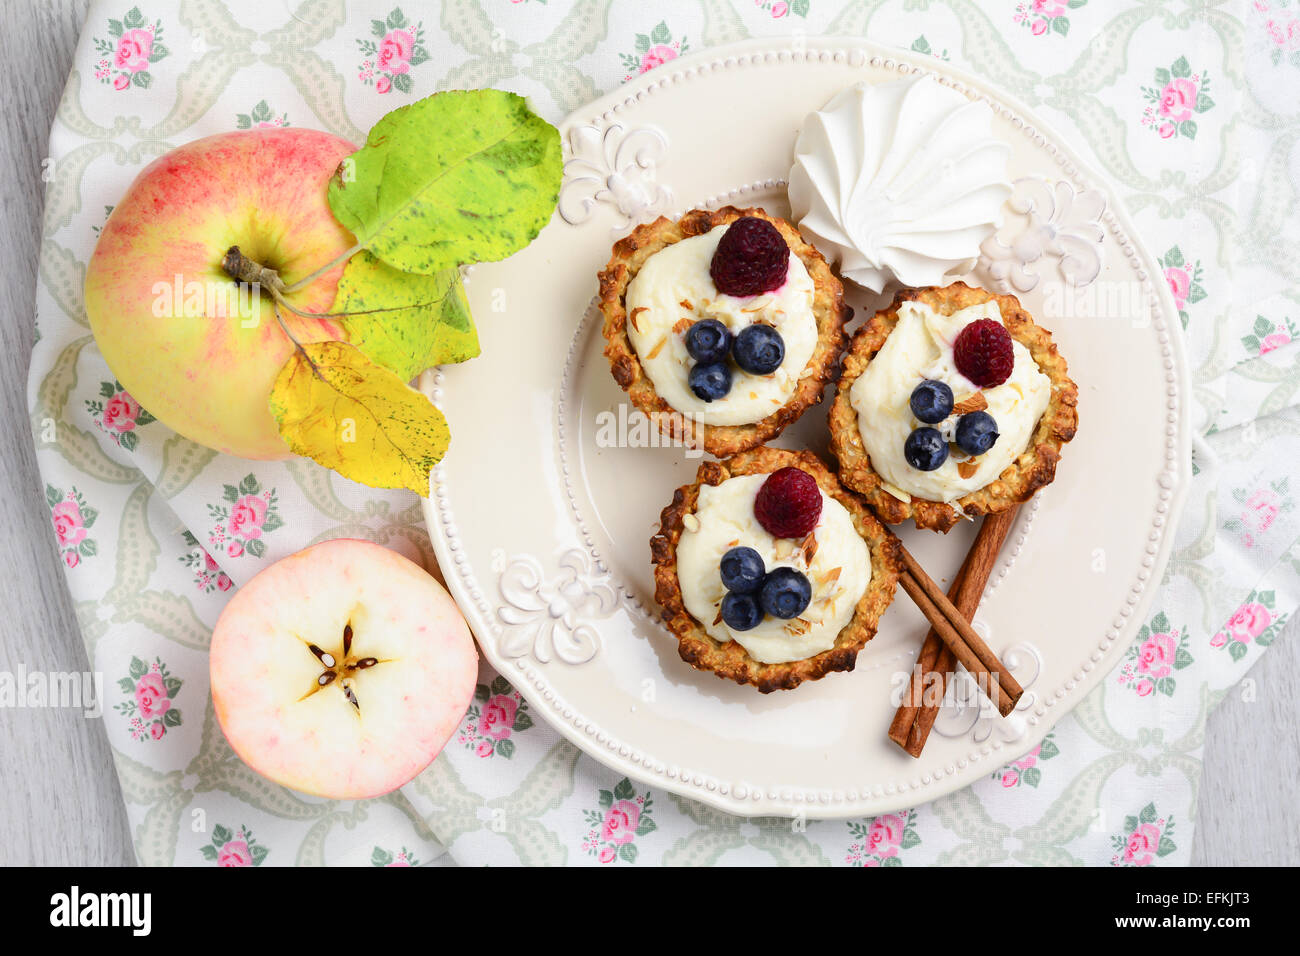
(599, 206), (849, 457)
(651, 446), (901, 693)
(829, 281), (1078, 533)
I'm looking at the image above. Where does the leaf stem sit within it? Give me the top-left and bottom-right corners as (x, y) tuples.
(280, 239), (367, 296)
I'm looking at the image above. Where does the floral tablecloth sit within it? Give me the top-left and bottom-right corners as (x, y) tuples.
(29, 0), (1300, 866)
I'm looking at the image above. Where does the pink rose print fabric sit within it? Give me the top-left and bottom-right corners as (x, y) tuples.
(1111, 804), (1176, 866)
(1014, 0), (1085, 37)
(206, 474), (284, 559)
(754, 0), (811, 18)
(235, 100), (289, 129)
(179, 531), (232, 593)
(91, 7), (168, 90)
(619, 21), (688, 81)
(356, 8), (430, 94)
(1117, 612), (1194, 697)
(114, 656), (183, 742)
(993, 733), (1061, 788)
(46, 485), (98, 569)
(1210, 589), (1287, 661)
(1225, 479), (1294, 550)
(199, 825), (268, 866)
(85, 380), (155, 450)
(1241, 315), (1298, 356)
(581, 778), (656, 864)
(1156, 245), (1206, 328)
(1141, 57), (1214, 140)
(846, 809), (921, 866)
(371, 846), (419, 866)
(457, 676), (534, 758)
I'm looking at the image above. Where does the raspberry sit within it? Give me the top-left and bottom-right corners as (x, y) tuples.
(953, 319), (1014, 388)
(710, 217), (790, 297)
(754, 467), (822, 539)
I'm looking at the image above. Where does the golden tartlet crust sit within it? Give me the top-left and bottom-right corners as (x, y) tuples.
(599, 206), (850, 457)
(828, 282), (1079, 533)
(650, 446), (902, 693)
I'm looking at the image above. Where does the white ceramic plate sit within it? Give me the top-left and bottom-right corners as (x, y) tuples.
(420, 38), (1190, 818)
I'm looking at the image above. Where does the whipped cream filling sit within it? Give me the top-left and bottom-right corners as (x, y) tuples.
(676, 474), (871, 664)
(850, 300), (1052, 503)
(625, 226), (818, 426)
(789, 75), (1011, 293)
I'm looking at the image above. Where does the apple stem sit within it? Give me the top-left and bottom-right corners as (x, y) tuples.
(221, 245), (287, 296)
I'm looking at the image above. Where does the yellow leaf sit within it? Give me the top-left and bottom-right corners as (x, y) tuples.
(269, 341), (448, 496)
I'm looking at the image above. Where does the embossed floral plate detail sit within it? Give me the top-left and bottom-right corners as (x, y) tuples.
(420, 38), (1190, 818)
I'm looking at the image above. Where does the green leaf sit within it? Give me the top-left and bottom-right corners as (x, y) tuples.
(1139, 802), (1157, 824)
(409, 46), (429, 67)
(162, 709), (182, 727)
(598, 789), (613, 809)
(613, 778), (635, 801)
(79, 540), (97, 557)
(513, 711), (533, 731)
(1179, 119), (1197, 139)
(100, 381), (116, 398)
(1171, 56), (1190, 78)
(132, 71), (152, 89)
(1255, 315), (1274, 337)
(222, 484), (239, 503)
(1022, 767), (1042, 788)
(881, 855), (902, 867)
(1124, 815), (1138, 834)
(1163, 246), (1183, 268)
(371, 847), (393, 866)
(650, 21), (670, 45)
(269, 341), (450, 496)
(910, 36), (932, 54)
(1259, 590), (1275, 606)
(151, 43), (169, 61)
(129, 657), (147, 680)
(251, 844), (269, 866)
(791, 0), (810, 15)
(261, 513), (284, 533)
(618, 843), (638, 864)
(1195, 94), (1214, 113)
(1158, 677), (1176, 696)
(45, 485), (60, 508)
(391, 72), (413, 94)
(123, 6), (144, 28)
(635, 33), (650, 53)
(900, 829), (921, 849)
(495, 738), (515, 759)
(211, 824), (232, 846)
(371, 19), (386, 37)
(80, 506), (98, 527)
(199, 844), (217, 861)
(1256, 626), (1275, 647)
(1039, 739), (1060, 760)
(108, 19), (123, 37)
(1153, 67), (1171, 85)
(636, 817), (657, 836)
(1149, 611), (1169, 633)
(334, 254), (479, 382)
(328, 90), (561, 275)
(239, 474), (259, 496)
(1157, 836), (1176, 857)
(1187, 283), (1206, 305)
(1067, 0), (1086, 7)
(1052, 17), (1069, 36)
(164, 677), (182, 698)
(1241, 335), (1260, 353)
(245, 538), (265, 558)
(387, 8), (406, 29)
(490, 675), (510, 696)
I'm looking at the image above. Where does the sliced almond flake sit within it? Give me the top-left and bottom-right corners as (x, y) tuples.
(952, 392), (989, 415)
(647, 336), (668, 359)
(629, 307), (647, 332)
(800, 532), (818, 564)
(957, 460), (978, 479)
(726, 538), (740, 548)
(770, 398), (781, 405)
(672, 318), (693, 335)
(682, 512), (700, 533)
(799, 364), (818, 379)
(881, 482), (912, 504)
(749, 391), (758, 400)
(774, 539), (795, 561)
(713, 606), (723, 626)
(679, 298), (694, 311)
(819, 566), (842, 586)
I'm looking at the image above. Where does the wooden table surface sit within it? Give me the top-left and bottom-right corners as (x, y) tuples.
(1, 0), (1295, 867)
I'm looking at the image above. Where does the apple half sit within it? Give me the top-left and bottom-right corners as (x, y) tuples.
(210, 538), (477, 799)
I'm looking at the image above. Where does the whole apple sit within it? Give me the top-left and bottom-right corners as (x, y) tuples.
(85, 128), (357, 459)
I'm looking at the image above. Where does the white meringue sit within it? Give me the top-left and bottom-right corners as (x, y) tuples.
(789, 75), (1012, 293)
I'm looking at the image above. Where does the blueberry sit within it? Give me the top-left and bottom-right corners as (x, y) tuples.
(904, 427), (948, 471)
(909, 379), (954, 424)
(720, 546), (765, 594)
(721, 592), (763, 631)
(732, 325), (785, 375)
(684, 319), (732, 364)
(759, 567), (813, 620)
(955, 411), (999, 456)
(689, 362), (732, 402)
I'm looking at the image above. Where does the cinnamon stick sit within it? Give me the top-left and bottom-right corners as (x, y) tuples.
(890, 506), (1022, 757)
